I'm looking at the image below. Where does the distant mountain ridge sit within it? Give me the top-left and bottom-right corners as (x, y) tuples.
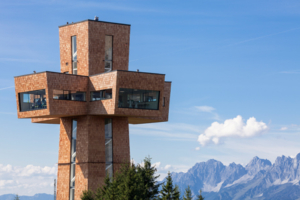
(171, 153), (300, 200)
(0, 193), (53, 200)
(2, 153), (300, 200)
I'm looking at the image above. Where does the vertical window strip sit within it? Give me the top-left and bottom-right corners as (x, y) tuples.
(105, 118), (113, 178)
(71, 36), (77, 75)
(104, 35), (113, 72)
(70, 119), (77, 200)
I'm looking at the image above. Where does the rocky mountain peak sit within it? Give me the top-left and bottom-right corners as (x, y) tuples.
(245, 156), (271, 175)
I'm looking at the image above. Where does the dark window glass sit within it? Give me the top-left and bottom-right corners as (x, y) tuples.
(70, 119), (77, 200)
(53, 90), (64, 100)
(71, 91), (86, 101)
(53, 90), (86, 101)
(105, 35), (113, 72)
(118, 88), (160, 110)
(105, 118), (113, 179)
(19, 89), (47, 112)
(90, 89), (112, 101)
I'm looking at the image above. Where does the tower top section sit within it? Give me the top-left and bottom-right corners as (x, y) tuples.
(59, 19), (131, 76)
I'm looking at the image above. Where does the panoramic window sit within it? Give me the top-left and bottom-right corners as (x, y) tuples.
(104, 35), (113, 72)
(105, 118), (113, 178)
(118, 88), (160, 110)
(69, 119), (77, 200)
(90, 89), (112, 101)
(53, 90), (86, 101)
(72, 36), (77, 75)
(19, 89), (47, 112)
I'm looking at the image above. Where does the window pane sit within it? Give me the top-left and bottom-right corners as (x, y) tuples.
(70, 119), (77, 200)
(105, 35), (113, 72)
(64, 90), (70, 100)
(106, 164), (113, 179)
(72, 120), (77, 138)
(71, 91), (86, 101)
(72, 36), (77, 61)
(105, 139), (113, 163)
(104, 61), (112, 72)
(118, 88), (160, 110)
(70, 163), (76, 180)
(104, 89), (112, 99)
(53, 90), (64, 100)
(105, 118), (112, 138)
(72, 62), (77, 75)
(91, 91), (101, 101)
(105, 36), (113, 61)
(70, 188), (75, 200)
(19, 89), (47, 112)
(90, 89), (112, 101)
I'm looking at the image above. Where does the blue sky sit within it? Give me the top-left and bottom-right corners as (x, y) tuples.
(0, 0), (300, 195)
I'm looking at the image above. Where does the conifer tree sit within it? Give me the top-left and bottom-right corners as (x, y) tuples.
(182, 185), (193, 200)
(195, 189), (205, 200)
(117, 162), (144, 200)
(14, 194), (20, 200)
(80, 190), (94, 200)
(138, 156), (161, 200)
(81, 156), (161, 200)
(173, 185), (181, 200)
(94, 175), (119, 200)
(160, 172), (180, 200)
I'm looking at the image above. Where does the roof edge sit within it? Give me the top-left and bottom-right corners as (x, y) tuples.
(59, 19), (131, 28)
(14, 71), (88, 78)
(89, 70), (165, 77)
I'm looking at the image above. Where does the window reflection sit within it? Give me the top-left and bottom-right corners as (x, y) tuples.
(90, 89), (112, 101)
(118, 88), (160, 110)
(72, 36), (77, 75)
(105, 118), (113, 178)
(105, 35), (113, 72)
(19, 89), (47, 112)
(70, 119), (77, 200)
(53, 90), (86, 101)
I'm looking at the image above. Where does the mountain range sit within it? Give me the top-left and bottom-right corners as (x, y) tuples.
(0, 193), (53, 200)
(1, 153), (300, 200)
(171, 153), (300, 200)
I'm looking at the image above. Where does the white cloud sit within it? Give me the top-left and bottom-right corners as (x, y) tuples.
(152, 162), (161, 168)
(198, 115), (268, 146)
(196, 106), (215, 112)
(164, 165), (171, 170)
(0, 86), (14, 91)
(0, 164), (57, 195)
(130, 123), (200, 141)
(280, 127), (288, 131)
(195, 147), (200, 151)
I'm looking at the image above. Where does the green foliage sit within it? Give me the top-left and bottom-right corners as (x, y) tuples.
(195, 189), (205, 200)
(160, 172), (180, 200)
(14, 194), (20, 200)
(81, 156), (161, 200)
(80, 190), (94, 200)
(138, 156), (161, 199)
(183, 185), (193, 200)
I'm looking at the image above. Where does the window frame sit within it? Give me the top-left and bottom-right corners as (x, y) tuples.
(18, 89), (47, 112)
(118, 88), (160, 110)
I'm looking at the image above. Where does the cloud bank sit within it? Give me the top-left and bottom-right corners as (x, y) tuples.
(0, 164), (57, 195)
(198, 115), (268, 146)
